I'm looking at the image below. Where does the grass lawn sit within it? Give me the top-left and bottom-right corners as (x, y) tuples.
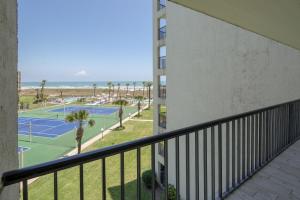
(26, 108), (153, 200)
(134, 106), (153, 120)
(19, 96), (44, 110)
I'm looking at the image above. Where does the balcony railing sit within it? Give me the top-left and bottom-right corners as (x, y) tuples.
(2, 99), (300, 200)
(159, 26), (166, 40)
(159, 85), (166, 99)
(159, 56), (166, 69)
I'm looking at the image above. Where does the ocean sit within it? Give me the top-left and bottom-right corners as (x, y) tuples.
(21, 81), (150, 90)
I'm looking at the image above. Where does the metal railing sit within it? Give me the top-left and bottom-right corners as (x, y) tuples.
(2, 99), (300, 200)
(159, 26), (166, 40)
(159, 56), (166, 69)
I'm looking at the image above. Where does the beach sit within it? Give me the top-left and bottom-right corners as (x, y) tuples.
(20, 81), (152, 98)
(21, 88), (150, 97)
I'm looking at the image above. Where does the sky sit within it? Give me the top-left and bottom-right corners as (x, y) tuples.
(18, 0), (153, 82)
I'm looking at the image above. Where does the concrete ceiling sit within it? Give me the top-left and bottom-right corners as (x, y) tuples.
(168, 0), (300, 51)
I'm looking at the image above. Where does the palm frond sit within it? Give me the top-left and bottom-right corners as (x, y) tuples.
(88, 119), (95, 127)
(65, 114), (75, 122)
(78, 110), (89, 120)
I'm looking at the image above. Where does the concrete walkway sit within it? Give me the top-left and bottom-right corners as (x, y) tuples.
(227, 140), (300, 200)
(129, 119), (153, 122)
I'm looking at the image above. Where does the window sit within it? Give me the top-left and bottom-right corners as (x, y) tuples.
(158, 18), (166, 40)
(158, 104), (167, 128)
(158, 76), (166, 98)
(158, 0), (166, 10)
(159, 46), (166, 69)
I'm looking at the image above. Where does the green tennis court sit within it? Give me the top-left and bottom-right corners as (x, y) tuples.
(18, 104), (137, 167)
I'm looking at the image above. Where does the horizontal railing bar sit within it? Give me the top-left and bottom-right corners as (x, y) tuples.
(2, 98), (300, 186)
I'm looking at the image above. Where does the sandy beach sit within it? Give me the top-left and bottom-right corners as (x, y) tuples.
(21, 88), (151, 98)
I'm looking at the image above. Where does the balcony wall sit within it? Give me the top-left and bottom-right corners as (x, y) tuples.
(0, 0), (18, 199)
(165, 1), (300, 199)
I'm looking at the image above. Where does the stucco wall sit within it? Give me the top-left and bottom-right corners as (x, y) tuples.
(0, 0), (19, 199)
(165, 2), (300, 199)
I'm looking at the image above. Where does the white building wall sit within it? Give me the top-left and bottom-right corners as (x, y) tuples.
(0, 0), (19, 199)
(164, 2), (300, 199)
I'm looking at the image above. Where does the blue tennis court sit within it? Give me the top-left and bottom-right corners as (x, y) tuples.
(18, 117), (79, 138)
(49, 106), (118, 115)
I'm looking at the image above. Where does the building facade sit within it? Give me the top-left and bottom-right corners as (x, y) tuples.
(153, 0), (300, 199)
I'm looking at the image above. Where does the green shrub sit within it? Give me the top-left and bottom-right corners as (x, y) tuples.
(168, 184), (176, 200)
(134, 95), (144, 100)
(112, 99), (129, 106)
(77, 98), (86, 102)
(142, 170), (153, 189)
(160, 184), (178, 200)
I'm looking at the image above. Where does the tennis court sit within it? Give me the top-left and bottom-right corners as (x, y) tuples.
(49, 106), (118, 115)
(18, 117), (79, 138)
(18, 104), (137, 167)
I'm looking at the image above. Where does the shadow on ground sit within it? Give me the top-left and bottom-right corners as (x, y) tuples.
(108, 179), (152, 200)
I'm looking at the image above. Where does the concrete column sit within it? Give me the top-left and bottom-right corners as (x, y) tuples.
(0, 0), (19, 199)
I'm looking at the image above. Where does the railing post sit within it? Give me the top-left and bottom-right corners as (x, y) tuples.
(218, 123), (223, 198)
(151, 144), (156, 200)
(102, 158), (106, 200)
(164, 140), (168, 200)
(23, 180), (28, 200)
(80, 164), (84, 200)
(136, 149), (141, 200)
(288, 103), (293, 144)
(54, 172), (58, 200)
(185, 134), (190, 200)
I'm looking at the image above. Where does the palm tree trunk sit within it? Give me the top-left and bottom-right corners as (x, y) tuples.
(133, 86), (135, 98)
(148, 86), (151, 108)
(142, 87), (145, 98)
(77, 139), (82, 154)
(108, 87), (111, 101)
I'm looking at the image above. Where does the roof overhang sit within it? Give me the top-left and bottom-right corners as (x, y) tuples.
(168, 0), (300, 51)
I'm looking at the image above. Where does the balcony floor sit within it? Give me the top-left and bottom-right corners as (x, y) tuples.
(227, 140), (300, 200)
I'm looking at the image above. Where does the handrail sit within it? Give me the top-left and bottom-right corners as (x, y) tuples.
(2, 98), (300, 187)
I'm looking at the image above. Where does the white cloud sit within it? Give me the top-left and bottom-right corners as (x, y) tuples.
(75, 70), (87, 76)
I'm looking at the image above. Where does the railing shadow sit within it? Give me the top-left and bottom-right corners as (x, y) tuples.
(108, 179), (152, 200)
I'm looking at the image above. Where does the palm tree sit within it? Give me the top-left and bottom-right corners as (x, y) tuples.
(146, 81), (152, 109)
(40, 80), (46, 101)
(112, 83), (115, 97)
(59, 90), (63, 99)
(65, 110), (95, 154)
(133, 82), (136, 98)
(142, 81), (146, 99)
(137, 100), (141, 117)
(107, 81), (112, 101)
(92, 83), (97, 97)
(125, 83), (130, 95)
(117, 83), (121, 99)
(113, 99), (129, 128)
(35, 89), (39, 101)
